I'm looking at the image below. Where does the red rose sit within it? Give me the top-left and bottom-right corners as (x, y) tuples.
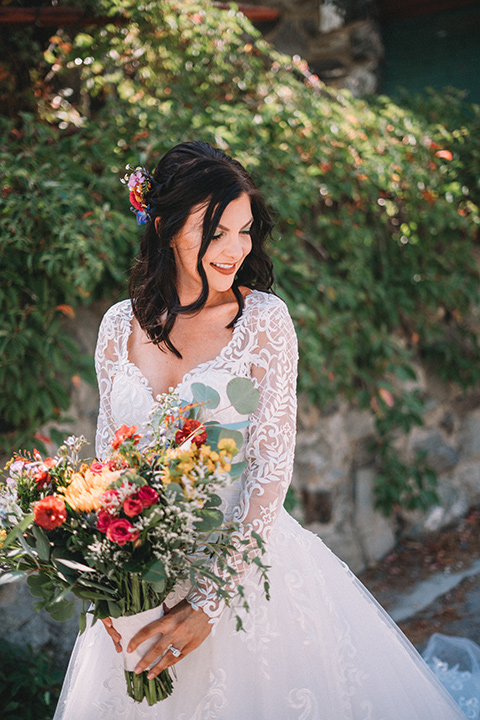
(97, 510), (113, 532)
(34, 496), (67, 531)
(106, 518), (135, 546)
(111, 424), (142, 451)
(137, 486), (159, 508)
(123, 496), (144, 517)
(175, 419), (207, 447)
(130, 529), (140, 545)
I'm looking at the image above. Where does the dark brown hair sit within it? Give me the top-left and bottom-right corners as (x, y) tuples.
(129, 141), (275, 356)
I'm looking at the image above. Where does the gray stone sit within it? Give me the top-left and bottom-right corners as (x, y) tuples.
(269, 19), (311, 57)
(342, 62), (378, 95)
(459, 412), (480, 460)
(350, 21), (383, 61)
(354, 467), (396, 564)
(413, 431), (459, 473)
(0, 577), (79, 670)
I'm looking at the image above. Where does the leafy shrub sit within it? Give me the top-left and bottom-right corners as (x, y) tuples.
(0, 638), (63, 720)
(1, 0), (479, 513)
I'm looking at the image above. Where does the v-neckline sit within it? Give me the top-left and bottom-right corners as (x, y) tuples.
(124, 291), (256, 400)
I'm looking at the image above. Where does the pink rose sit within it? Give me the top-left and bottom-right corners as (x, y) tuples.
(97, 510), (113, 533)
(106, 518), (135, 546)
(123, 496), (144, 517)
(137, 486), (159, 508)
(91, 461), (106, 474)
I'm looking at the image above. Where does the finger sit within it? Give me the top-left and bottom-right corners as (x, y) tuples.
(146, 644), (186, 679)
(133, 635), (171, 674)
(100, 617), (123, 651)
(128, 617), (166, 654)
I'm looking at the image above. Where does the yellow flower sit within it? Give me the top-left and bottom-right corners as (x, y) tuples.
(0, 528), (7, 547)
(59, 467), (121, 512)
(217, 438), (237, 455)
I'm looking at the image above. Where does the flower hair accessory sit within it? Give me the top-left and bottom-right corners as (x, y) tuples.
(121, 164), (153, 225)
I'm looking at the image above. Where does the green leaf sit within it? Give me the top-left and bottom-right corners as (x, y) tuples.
(55, 558), (96, 573)
(1, 512), (34, 551)
(46, 597), (75, 622)
(142, 558), (167, 585)
(191, 383), (220, 409)
(205, 425), (243, 450)
(32, 525), (51, 562)
(194, 508), (224, 532)
(27, 571), (52, 598)
(226, 378), (259, 414)
(230, 460), (247, 479)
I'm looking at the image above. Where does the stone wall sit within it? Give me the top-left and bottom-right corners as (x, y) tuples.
(251, 0), (383, 96)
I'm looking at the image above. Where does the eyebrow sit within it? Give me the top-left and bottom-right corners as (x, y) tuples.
(217, 217), (254, 231)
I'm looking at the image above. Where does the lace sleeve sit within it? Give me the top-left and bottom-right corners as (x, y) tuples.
(94, 304), (124, 459)
(187, 298), (298, 622)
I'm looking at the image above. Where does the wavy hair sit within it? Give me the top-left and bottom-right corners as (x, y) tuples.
(129, 141), (275, 356)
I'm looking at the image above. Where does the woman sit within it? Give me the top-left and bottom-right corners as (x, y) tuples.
(54, 141), (467, 719)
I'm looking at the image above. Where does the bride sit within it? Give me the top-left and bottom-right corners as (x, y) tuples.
(54, 141), (467, 719)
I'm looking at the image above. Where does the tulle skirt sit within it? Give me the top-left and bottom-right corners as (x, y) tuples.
(54, 510), (469, 719)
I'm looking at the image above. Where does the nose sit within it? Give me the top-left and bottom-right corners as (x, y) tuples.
(225, 233), (251, 261)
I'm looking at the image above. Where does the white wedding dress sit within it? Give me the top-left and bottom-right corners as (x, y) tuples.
(54, 290), (470, 720)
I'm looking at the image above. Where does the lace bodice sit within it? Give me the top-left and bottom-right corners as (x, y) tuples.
(94, 290), (298, 619)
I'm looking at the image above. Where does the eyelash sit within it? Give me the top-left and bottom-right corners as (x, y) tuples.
(213, 228), (253, 240)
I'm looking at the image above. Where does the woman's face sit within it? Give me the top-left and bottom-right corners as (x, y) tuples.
(171, 192), (253, 303)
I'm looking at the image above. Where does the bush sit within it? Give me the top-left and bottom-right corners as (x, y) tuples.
(1, 0), (479, 513)
(0, 638), (63, 720)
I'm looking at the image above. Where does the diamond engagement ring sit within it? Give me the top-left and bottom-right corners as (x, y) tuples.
(168, 644), (181, 658)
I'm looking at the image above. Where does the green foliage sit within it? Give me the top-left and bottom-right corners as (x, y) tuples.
(1, 0), (479, 513)
(0, 638), (63, 720)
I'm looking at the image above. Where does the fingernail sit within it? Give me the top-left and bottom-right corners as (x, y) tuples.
(134, 665), (142, 674)
(127, 645), (132, 653)
(147, 672), (154, 680)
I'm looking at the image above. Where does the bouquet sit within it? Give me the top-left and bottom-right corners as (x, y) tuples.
(0, 378), (268, 706)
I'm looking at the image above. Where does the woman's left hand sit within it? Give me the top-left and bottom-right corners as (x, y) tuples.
(127, 599), (212, 679)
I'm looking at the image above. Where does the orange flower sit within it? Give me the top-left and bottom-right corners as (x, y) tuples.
(34, 496), (67, 530)
(111, 424), (142, 451)
(59, 467), (122, 512)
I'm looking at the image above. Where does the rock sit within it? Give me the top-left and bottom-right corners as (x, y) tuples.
(412, 431), (459, 473)
(0, 578), (79, 670)
(354, 467), (396, 564)
(459, 411), (480, 460)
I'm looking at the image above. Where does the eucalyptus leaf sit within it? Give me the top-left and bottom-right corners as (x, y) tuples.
(230, 460), (247, 479)
(46, 597), (75, 622)
(206, 426), (243, 451)
(191, 383), (220, 409)
(194, 508), (224, 532)
(227, 378), (259, 415)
